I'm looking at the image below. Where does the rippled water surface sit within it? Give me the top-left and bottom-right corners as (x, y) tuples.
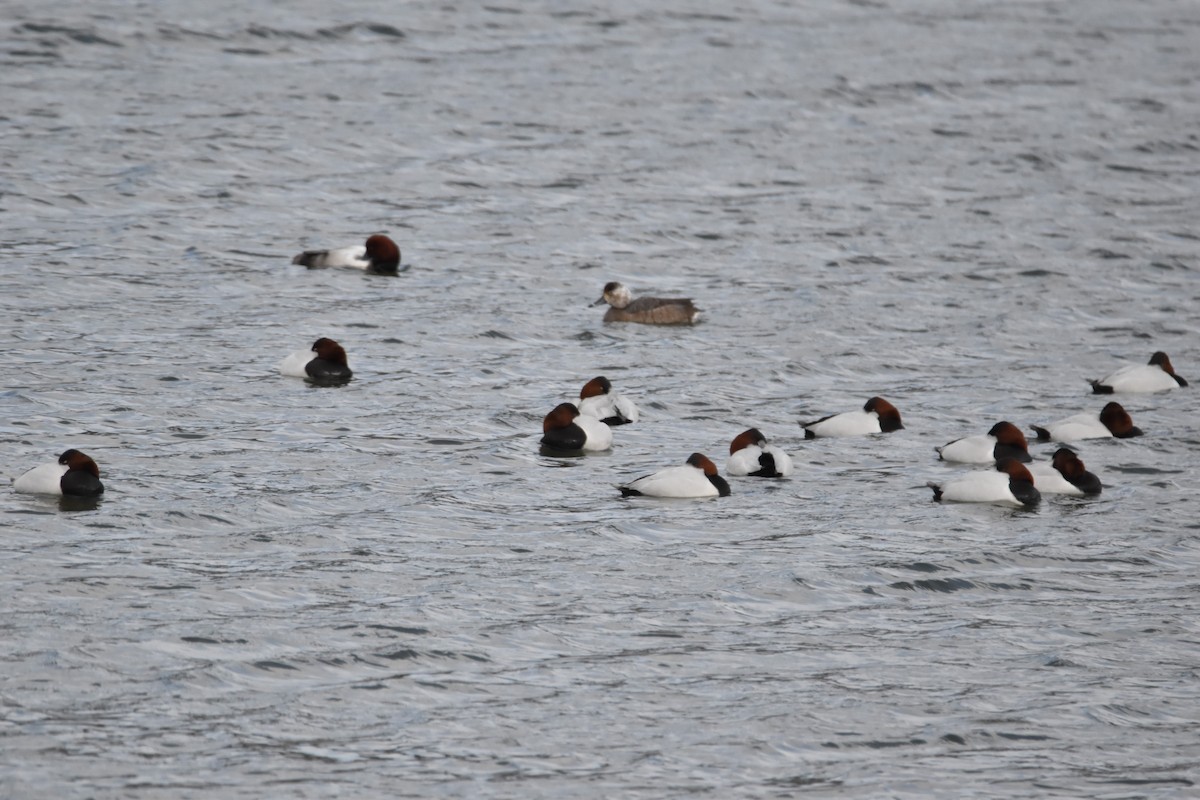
(3, 0), (1199, 797)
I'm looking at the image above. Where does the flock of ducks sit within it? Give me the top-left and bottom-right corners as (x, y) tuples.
(539, 360), (1179, 506)
(10, 234), (1190, 508)
(547, 263), (1185, 505)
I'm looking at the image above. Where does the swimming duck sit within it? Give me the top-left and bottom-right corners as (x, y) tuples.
(591, 282), (699, 325)
(577, 376), (639, 426)
(292, 234), (401, 274)
(619, 453), (730, 498)
(936, 421), (1031, 464)
(1031, 401), (1142, 442)
(541, 402), (613, 452)
(726, 428), (794, 477)
(279, 338), (353, 384)
(13, 449), (104, 497)
(1090, 351), (1187, 394)
(1028, 448), (1102, 496)
(927, 458), (1040, 508)
(801, 397), (903, 438)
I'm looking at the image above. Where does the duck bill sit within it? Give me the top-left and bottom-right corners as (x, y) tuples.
(590, 296), (607, 307)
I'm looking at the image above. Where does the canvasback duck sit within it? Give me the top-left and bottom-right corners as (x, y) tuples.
(801, 396), (903, 438)
(1090, 351), (1187, 394)
(541, 402), (613, 452)
(1031, 401), (1142, 442)
(936, 421), (1031, 464)
(1028, 448), (1102, 496)
(591, 282), (699, 325)
(292, 234), (401, 274)
(279, 338), (353, 384)
(726, 428), (794, 477)
(927, 458), (1040, 508)
(577, 376), (639, 426)
(619, 453), (730, 498)
(13, 449), (104, 497)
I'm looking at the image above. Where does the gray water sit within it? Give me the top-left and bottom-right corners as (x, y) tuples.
(2, 0), (1199, 797)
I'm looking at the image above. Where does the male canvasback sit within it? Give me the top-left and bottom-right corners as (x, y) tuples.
(591, 281), (699, 325)
(927, 458), (1040, 508)
(726, 428), (794, 477)
(577, 376), (639, 426)
(801, 396), (903, 438)
(936, 421), (1031, 464)
(1028, 448), (1102, 496)
(292, 234), (401, 274)
(619, 453), (730, 498)
(1031, 401), (1142, 442)
(279, 338), (353, 384)
(541, 402), (613, 452)
(13, 449), (104, 497)
(1090, 351), (1187, 394)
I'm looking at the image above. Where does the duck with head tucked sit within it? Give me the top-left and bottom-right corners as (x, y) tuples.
(541, 402), (613, 452)
(1089, 351), (1187, 394)
(292, 234), (401, 275)
(14, 449), (104, 497)
(592, 282), (699, 325)
(279, 338), (353, 385)
(936, 421), (1031, 464)
(1031, 401), (1142, 442)
(577, 376), (639, 426)
(619, 453), (730, 498)
(801, 397), (903, 438)
(927, 458), (1040, 508)
(726, 428), (794, 478)
(1029, 447), (1102, 496)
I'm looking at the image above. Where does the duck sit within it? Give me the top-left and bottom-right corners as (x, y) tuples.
(935, 421), (1032, 464)
(1031, 401), (1142, 442)
(291, 234), (401, 274)
(1028, 448), (1102, 496)
(591, 282), (699, 325)
(801, 396), (903, 438)
(13, 449), (104, 497)
(541, 402), (613, 452)
(577, 376), (639, 426)
(927, 458), (1040, 508)
(279, 338), (353, 384)
(1090, 351), (1187, 394)
(619, 453), (730, 498)
(726, 428), (794, 477)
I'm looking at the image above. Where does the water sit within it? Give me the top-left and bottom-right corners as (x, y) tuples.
(2, 0), (1199, 796)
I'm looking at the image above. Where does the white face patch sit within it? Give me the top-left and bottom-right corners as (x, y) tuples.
(605, 284), (633, 308)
